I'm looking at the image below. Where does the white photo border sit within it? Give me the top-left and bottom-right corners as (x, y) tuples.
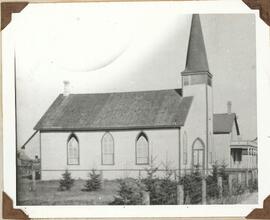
(2, 0), (270, 218)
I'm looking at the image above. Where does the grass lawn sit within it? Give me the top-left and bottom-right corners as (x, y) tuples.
(17, 178), (120, 205)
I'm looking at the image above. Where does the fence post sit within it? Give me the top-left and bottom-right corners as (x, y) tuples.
(250, 169), (254, 185)
(254, 169), (258, 182)
(228, 174), (233, 195)
(31, 169), (36, 191)
(202, 177), (206, 205)
(139, 170), (141, 180)
(142, 191), (150, 205)
(217, 176), (223, 199)
(245, 169), (249, 187)
(177, 185), (184, 205)
(238, 172), (242, 185)
(185, 192), (191, 204)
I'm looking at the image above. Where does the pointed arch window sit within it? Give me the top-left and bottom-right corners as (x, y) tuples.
(101, 132), (114, 165)
(192, 138), (205, 169)
(183, 132), (188, 165)
(67, 134), (79, 165)
(136, 132), (149, 165)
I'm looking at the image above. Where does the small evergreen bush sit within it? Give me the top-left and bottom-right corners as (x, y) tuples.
(142, 164), (177, 205)
(141, 166), (159, 204)
(206, 162), (230, 199)
(110, 178), (145, 205)
(82, 169), (102, 192)
(249, 178), (258, 193)
(59, 169), (74, 191)
(158, 171), (177, 204)
(232, 181), (245, 195)
(180, 166), (202, 204)
(206, 163), (219, 199)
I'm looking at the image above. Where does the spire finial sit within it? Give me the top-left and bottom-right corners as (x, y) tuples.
(183, 14), (209, 73)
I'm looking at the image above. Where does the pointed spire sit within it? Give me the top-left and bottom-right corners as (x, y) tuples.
(184, 14), (209, 73)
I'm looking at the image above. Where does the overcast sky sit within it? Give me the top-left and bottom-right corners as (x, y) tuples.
(4, 3), (256, 158)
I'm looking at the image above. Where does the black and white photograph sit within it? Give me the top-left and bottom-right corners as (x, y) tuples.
(3, 1), (269, 218)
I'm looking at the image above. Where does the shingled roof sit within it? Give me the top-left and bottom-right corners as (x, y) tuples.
(213, 113), (240, 134)
(34, 89), (193, 131)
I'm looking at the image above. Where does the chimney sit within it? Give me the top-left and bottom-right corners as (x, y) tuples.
(227, 101), (232, 114)
(63, 80), (70, 96)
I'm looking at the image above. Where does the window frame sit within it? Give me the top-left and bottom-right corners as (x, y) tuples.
(135, 132), (149, 165)
(232, 149), (242, 162)
(67, 133), (80, 165)
(101, 132), (115, 165)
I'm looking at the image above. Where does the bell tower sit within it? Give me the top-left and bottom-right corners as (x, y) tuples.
(182, 14), (214, 170)
(182, 14), (212, 91)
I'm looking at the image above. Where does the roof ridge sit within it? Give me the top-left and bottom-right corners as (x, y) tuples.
(62, 88), (182, 96)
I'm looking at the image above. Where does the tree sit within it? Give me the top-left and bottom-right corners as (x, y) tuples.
(142, 158), (177, 205)
(206, 162), (219, 199)
(206, 162), (229, 199)
(158, 168), (177, 204)
(110, 178), (145, 205)
(180, 165), (203, 204)
(82, 169), (102, 191)
(59, 169), (74, 191)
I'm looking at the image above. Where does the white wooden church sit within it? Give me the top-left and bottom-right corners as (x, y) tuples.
(32, 14), (257, 180)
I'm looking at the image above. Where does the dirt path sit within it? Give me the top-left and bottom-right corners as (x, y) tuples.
(240, 192), (258, 204)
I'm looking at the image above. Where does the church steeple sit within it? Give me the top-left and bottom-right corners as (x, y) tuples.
(182, 14), (212, 87)
(181, 14), (214, 171)
(184, 14), (209, 73)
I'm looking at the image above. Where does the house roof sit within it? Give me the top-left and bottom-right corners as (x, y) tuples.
(213, 113), (239, 134)
(230, 140), (257, 149)
(34, 89), (193, 131)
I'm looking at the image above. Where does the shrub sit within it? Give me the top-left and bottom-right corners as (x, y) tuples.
(110, 178), (145, 205)
(141, 163), (177, 205)
(141, 166), (159, 204)
(219, 162), (229, 182)
(82, 169), (102, 192)
(249, 179), (258, 193)
(158, 173), (177, 204)
(142, 176), (177, 205)
(232, 181), (245, 195)
(59, 170), (74, 191)
(180, 167), (202, 204)
(206, 162), (230, 199)
(206, 163), (219, 199)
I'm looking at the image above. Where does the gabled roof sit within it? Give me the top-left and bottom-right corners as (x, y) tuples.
(213, 113), (240, 135)
(34, 89), (193, 131)
(183, 14), (209, 73)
